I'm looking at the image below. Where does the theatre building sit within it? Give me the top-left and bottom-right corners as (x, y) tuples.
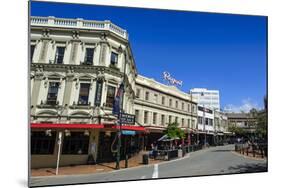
(134, 75), (198, 149)
(30, 16), (141, 168)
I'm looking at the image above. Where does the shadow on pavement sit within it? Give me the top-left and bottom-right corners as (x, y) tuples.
(228, 162), (267, 173)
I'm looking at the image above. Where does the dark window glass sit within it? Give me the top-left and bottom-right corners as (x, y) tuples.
(78, 83), (90, 105)
(161, 115), (165, 125)
(46, 82), (59, 105)
(84, 48), (94, 65)
(31, 131), (56, 155)
(55, 47), (65, 64)
(162, 96), (165, 105)
(106, 85), (116, 107)
(153, 113), (157, 124)
(144, 111), (148, 124)
(31, 45), (35, 62)
(110, 52), (118, 65)
(145, 92), (149, 100)
(169, 115), (172, 123)
(135, 110), (139, 123)
(175, 101), (178, 108)
(136, 89), (140, 98)
(62, 132), (89, 155)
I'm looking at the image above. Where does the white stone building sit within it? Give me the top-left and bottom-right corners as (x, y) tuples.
(190, 88), (220, 110)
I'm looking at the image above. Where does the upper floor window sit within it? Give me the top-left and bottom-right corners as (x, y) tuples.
(110, 52), (118, 66)
(169, 99), (172, 107)
(78, 83), (90, 105)
(54, 47), (65, 64)
(161, 114), (165, 125)
(175, 117), (178, 123)
(106, 85), (116, 108)
(153, 112), (157, 124)
(175, 101), (178, 108)
(30, 45), (35, 62)
(182, 118), (185, 127)
(188, 104), (191, 112)
(135, 110), (139, 123)
(136, 89), (140, 98)
(169, 115), (172, 123)
(84, 48), (94, 65)
(161, 96), (165, 105)
(154, 94), (158, 103)
(144, 111), (148, 124)
(182, 102), (185, 110)
(145, 91), (149, 101)
(46, 82), (59, 105)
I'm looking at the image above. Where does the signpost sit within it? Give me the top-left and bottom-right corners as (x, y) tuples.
(56, 132), (62, 175)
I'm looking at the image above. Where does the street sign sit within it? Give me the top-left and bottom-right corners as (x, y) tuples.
(121, 130), (136, 135)
(120, 113), (135, 125)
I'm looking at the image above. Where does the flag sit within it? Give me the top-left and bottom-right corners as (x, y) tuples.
(112, 83), (124, 116)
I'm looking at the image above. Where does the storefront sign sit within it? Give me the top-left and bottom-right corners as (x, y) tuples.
(94, 80), (103, 106)
(121, 130), (136, 135)
(120, 113), (135, 125)
(163, 71), (183, 87)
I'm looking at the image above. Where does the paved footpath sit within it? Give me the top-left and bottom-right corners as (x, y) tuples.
(30, 145), (267, 187)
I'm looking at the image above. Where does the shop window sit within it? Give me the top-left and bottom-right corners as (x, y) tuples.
(46, 82), (59, 105)
(62, 132), (89, 155)
(31, 131), (56, 155)
(105, 85), (116, 107)
(54, 47), (65, 64)
(78, 83), (90, 105)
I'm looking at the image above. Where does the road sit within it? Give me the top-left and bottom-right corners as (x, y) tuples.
(30, 145), (267, 187)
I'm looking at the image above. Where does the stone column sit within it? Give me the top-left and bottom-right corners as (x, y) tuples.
(30, 72), (44, 115)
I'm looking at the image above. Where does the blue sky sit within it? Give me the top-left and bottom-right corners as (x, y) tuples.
(31, 1), (267, 112)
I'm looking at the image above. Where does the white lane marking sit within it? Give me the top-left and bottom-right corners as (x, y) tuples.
(152, 164), (159, 178)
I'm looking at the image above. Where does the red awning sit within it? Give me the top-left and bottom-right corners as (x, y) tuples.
(31, 123), (104, 129)
(31, 123), (146, 132)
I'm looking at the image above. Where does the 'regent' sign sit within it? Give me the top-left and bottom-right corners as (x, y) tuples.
(163, 71), (183, 87)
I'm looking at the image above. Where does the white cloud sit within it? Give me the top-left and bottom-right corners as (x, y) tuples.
(223, 98), (261, 113)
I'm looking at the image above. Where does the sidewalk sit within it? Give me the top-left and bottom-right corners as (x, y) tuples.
(31, 152), (163, 177)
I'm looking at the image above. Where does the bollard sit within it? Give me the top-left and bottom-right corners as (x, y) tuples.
(125, 154), (128, 168)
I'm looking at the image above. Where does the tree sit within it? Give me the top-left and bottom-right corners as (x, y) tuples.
(228, 124), (245, 136)
(164, 122), (185, 139)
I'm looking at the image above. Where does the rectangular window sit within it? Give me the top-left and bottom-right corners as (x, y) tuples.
(169, 99), (172, 107)
(161, 114), (165, 125)
(161, 96), (165, 105)
(169, 115), (172, 124)
(31, 131), (56, 155)
(182, 118), (184, 127)
(106, 85), (116, 107)
(144, 111), (148, 124)
(145, 91), (149, 101)
(205, 118), (209, 125)
(62, 132), (90, 155)
(136, 89), (140, 98)
(84, 48), (94, 65)
(188, 119), (191, 128)
(30, 45), (35, 62)
(175, 117), (178, 123)
(153, 112), (157, 124)
(54, 47), (65, 64)
(46, 82), (59, 105)
(154, 94), (158, 103)
(188, 104), (191, 112)
(135, 110), (139, 123)
(192, 120), (195, 128)
(182, 102), (185, 110)
(110, 52), (118, 65)
(78, 83), (90, 105)
(175, 101), (178, 108)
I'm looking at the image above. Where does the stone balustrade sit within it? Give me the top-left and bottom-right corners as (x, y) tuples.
(31, 16), (128, 39)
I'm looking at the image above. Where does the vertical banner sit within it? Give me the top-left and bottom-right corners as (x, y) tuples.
(94, 79), (103, 107)
(113, 83), (124, 116)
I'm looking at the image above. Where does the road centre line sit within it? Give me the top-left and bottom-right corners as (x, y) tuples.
(152, 164), (158, 178)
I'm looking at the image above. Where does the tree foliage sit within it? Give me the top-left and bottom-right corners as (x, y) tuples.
(164, 122), (185, 139)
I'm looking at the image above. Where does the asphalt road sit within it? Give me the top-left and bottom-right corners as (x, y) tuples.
(30, 144), (267, 187)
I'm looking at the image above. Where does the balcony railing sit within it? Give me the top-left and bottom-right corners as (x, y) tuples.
(31, 16), (128, 39)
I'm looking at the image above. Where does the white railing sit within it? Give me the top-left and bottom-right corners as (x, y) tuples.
(31, 16), (128, 39)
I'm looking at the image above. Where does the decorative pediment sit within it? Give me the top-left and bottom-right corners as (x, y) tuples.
(36, 110), (57, 116)
(70, 110), (90, 117)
